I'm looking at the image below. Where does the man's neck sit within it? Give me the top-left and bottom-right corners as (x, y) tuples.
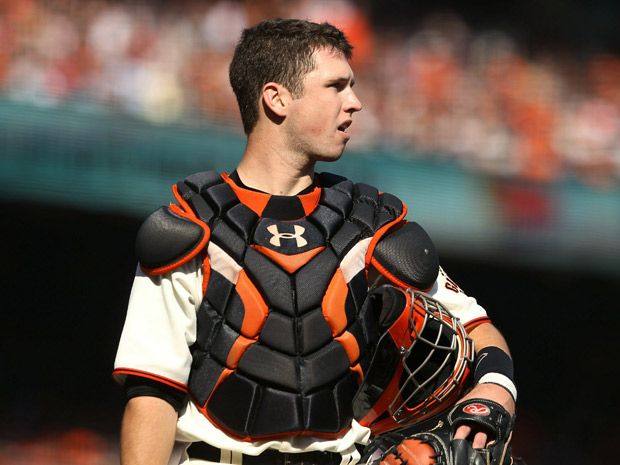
(236, 134), (315, 196)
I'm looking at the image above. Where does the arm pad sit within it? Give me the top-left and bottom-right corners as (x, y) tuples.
(125, 375), (188, 412)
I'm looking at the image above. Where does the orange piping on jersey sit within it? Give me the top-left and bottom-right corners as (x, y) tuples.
(364, 203), (408, 279)
(298, 186), (322, 215)
(226, 335), (256, 368)
(236, 269), (269, 338)
(221, 172), (270, 216)
(465, 317), (492, 333)
(335, 331), (360, 363)
(112, 368), (188, 392)
(321, 268), (349, 336)
(251, 245), (325, 274)
(350, 363), (364, 384)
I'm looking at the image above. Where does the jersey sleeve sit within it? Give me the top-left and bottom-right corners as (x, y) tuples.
(113, 259), (203, 393)
(427, 266), (490, 331)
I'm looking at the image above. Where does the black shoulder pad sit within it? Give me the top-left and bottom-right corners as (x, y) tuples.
(135, 206), (207, 273)
(373, 222), (439, 290)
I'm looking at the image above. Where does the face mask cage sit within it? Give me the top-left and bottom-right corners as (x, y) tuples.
(389, 289), (474, 424)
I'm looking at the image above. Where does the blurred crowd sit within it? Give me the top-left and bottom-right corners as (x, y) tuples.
(0, 429), (117, 465)
(1, 0), (620, 187)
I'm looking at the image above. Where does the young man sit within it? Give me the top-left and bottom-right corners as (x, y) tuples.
(114, 19), (518, 465)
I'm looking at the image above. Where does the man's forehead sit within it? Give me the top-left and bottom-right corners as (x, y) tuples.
(311, 46), (349, 63)
(309, 47), (355, 79)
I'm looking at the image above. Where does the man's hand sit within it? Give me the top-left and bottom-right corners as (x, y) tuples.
(452, 382), (515, 448)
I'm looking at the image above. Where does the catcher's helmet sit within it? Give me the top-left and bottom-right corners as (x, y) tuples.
(354, 286), (474, 434)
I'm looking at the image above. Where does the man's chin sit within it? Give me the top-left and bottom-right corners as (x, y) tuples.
(312, 148), (346, 163)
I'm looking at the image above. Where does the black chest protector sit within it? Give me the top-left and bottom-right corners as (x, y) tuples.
(175, 171), (404, 440)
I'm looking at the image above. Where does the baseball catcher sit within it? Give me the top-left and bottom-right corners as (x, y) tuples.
(113, 18), (524, 465)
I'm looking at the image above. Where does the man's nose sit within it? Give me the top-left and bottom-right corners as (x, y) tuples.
(345, 89), (362, 113)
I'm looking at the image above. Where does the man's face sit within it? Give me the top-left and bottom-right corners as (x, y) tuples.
(284, 48), (362, 162)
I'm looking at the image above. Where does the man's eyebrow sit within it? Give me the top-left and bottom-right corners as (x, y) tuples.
(328, 76), (356, 86)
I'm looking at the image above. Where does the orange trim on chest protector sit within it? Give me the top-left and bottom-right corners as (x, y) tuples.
(251, 245), (325, 273)
(221, 172), (321, 217)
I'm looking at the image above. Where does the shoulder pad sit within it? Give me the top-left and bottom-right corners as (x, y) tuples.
(135, 206), (208, 275)
(350, 183), (405, 234)
(372, 221), (439, 290)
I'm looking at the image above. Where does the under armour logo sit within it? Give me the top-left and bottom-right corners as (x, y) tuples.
(267, 224), (307, 247)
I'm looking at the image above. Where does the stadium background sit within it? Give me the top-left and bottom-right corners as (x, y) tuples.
(1, 0), (619, 464)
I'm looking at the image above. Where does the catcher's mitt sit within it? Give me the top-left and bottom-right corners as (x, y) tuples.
(362, 399), (526, 465)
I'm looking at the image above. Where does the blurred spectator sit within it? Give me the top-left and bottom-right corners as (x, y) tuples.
(0, 0), (619, 187)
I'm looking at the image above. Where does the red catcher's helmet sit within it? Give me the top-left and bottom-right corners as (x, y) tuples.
(354, 286), (474, 434)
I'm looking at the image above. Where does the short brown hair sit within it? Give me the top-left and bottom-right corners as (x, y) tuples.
(229, 18), (353, 135)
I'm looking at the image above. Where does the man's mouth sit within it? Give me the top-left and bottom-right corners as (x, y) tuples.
(338, 120), (352, 133)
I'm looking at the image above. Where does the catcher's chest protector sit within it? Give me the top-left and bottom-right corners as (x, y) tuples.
(179, 172), (404, 441)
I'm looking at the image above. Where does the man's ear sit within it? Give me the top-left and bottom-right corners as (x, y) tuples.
(261, 82), (291, 118)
